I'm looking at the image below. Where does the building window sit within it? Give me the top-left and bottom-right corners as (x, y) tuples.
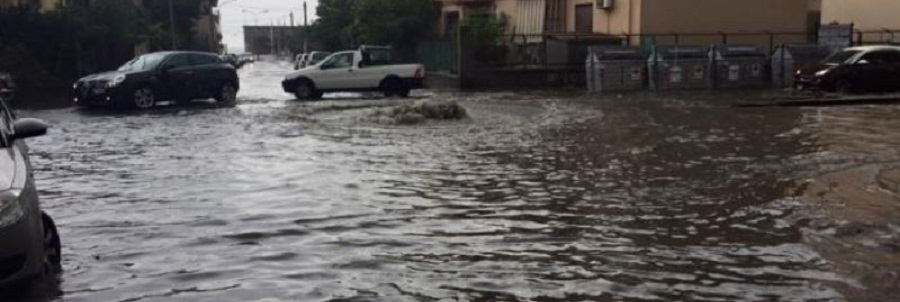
(575, 4), (593, 33)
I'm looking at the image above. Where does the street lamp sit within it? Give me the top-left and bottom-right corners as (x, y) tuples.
(242, 8), (269, 25)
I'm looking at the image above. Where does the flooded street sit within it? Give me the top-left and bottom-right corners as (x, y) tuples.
(7, 61), (900, 301)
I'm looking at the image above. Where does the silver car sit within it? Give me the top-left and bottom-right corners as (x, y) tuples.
(294, 53), (308, 70)
(0, 97), (61, 287)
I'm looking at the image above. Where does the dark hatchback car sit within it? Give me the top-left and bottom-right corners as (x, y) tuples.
(795, 45), (900, 94)
(0, 97), (61, 287)
(74, 51), (239, 109)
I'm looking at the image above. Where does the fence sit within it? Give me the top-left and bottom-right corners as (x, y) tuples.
(490, 32), (813, 69)
(415, 28), (900, 89)
(854, 29), (900, 46)
(416, 38), (457, 73)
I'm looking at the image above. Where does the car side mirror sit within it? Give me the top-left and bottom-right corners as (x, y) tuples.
(11, 118), (47, 140)
(857, 60), (870, 65)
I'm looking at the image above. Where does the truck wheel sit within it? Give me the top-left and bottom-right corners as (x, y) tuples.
(294, 81), (316, 100)
(381, 78), (408, 98)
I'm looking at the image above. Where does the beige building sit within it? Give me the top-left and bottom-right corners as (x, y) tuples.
(436, 0), (566, 36)
(821, 0), (900, 30)
(436, 0), (820, 48)
(564, 0), (816, 47)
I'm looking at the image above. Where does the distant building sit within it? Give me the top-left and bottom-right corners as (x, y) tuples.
(243, 25), (310, 55)
(821, 0), (900, 31)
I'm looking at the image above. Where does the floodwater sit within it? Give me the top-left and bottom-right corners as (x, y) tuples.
(5, 60), (900, 302)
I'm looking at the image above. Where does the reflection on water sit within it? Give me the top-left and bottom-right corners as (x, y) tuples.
(6, 63), (896, 301)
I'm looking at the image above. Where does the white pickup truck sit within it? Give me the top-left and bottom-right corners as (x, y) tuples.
(282, 46), (425, 99)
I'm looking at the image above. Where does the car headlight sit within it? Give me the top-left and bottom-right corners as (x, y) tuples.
(0, 190), (25, 228)
(107, 74), (126, 88)
(815, 69), (830, 77)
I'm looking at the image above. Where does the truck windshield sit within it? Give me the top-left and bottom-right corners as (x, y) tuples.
(118, 53), (167, 72)
(822, 50), (860, 65)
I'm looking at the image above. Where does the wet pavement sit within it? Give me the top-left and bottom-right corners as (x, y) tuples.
(5, 60), (900, 301)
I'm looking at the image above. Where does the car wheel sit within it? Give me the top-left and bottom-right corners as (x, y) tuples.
(294, 81), (316, 100)
(382, 78), (406, 97)
(41, 212), (62, 275)
(133, 87), (155, 109)
(216, 83), (238, 105)
(835, 80), (854, 95)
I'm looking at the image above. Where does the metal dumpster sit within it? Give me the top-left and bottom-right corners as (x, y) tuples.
(709, 45), (768, 89)
(771, 44), (834, 89)
(648, 45), (711, 90)
(586, 46), (648, 93)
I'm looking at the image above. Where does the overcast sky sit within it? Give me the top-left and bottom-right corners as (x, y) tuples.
(218, 0), (320, 53)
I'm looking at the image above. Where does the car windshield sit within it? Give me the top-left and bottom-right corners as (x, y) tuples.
(822, 50), (860, 65)
(117, 53), (167, 72)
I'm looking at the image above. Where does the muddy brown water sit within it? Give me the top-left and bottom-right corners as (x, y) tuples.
(3, 62), (898, 302)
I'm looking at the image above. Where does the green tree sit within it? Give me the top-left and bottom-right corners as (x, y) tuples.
(311, 0), (355, 51)
(140, 0), (204, 51)
(350, 0), (438, 58)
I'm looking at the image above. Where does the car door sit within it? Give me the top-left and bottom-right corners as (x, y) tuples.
(187, 53), (219, 98)
(316, 52), (356, 90)
(882, 50), (900, 92)
(159, 54), (196, 100)
(854, 51), (892, 92)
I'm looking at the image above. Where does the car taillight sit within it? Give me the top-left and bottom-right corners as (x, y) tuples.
(0, 80), (6, 89)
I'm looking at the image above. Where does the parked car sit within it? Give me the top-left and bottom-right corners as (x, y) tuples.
(304, 51), (331, 69)
(73, 51), (240, 109)
(795, 45), (900, 94)
(236, 53), (255, 67)
(0, 72), (15, 102)
(221, 54), (241, 68)
(0, 97), (61, 287)
(282, 46), (425, 100)
(294, 53), (308, 70)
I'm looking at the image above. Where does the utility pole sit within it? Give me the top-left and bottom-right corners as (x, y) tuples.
(270, 21), (275, 55)
(303, 1), (308, 53)
(169, 0), (176, 50)
(290, 12), (295, 27)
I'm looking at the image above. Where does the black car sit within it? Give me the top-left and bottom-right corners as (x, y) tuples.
(221, 54), (242, 69)
(795, 45), (900, 94)
(74, 51), (239, 109)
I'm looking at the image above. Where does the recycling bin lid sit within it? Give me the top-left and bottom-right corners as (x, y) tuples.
(714, 45), (765, 58)
(652, 45), (709, 59)
(588, 46), (648, 60)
